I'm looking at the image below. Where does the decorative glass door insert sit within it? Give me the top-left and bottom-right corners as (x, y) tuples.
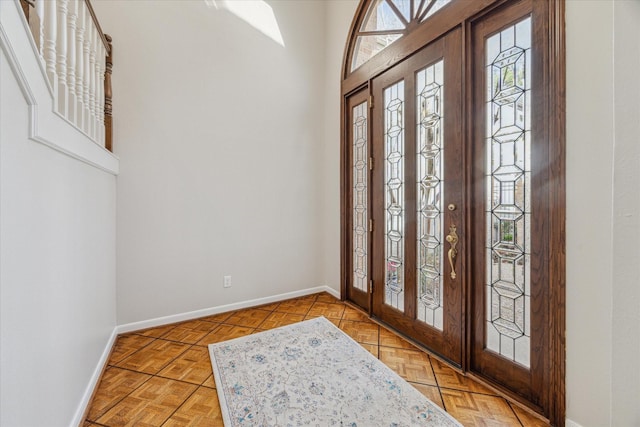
(484, 17), (532, 367)
(352, 101), (369, 294)
(383, 80), (406, 311)
(416, 60), (444, 330)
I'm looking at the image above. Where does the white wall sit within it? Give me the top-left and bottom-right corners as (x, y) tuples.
(0, 45), (117, 427)
(92, 0), (327, 324)
(611, 1), (640, 425)
(321, 0), (359, 293)
(565, 2), (614, 425)
(566, 0), (640, 424)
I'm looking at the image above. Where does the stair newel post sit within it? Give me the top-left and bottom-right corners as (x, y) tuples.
(104, 34), (113, 152)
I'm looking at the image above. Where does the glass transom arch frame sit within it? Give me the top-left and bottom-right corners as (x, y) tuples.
(351, 0), (452, 72)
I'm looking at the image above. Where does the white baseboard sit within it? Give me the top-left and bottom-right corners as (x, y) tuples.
(70, 327), (119, 427)
(117, 285), (341, 334)
(323, 285), (340, 299)
(565, 419), (584, 427)
(70, 285), (340, 426)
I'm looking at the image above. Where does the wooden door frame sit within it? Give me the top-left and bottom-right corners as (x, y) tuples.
(339, 0), (565, 425)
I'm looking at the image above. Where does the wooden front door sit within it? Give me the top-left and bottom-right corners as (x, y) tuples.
(343, 0), (564, 421)
(371, 28), (463, 366)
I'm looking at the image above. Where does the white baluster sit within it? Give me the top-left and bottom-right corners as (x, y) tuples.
(66, 0), (77, 124)
(95, 35), (104, 144)
(42, 0), (57, 90)
(75, 1), (85, 130)
(82, 7), (91, 133)
(56, 0), (69, 116)
(97, 43), (105, 145)
(89, 27), (97, 140)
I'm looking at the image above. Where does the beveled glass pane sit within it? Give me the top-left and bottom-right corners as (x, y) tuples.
(384, 80), (405, 312)
(352, 101), (369, 293)
(352, 34), (403, 72)
(390, 0), (411, 22)
(416, 60), (444, 330)
(485, 17), (532, 368)
(360, 0), (406, 32)
(420, 0), (451, 22)
(413, 0), (423, 18)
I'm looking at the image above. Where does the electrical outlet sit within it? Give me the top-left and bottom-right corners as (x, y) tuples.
(223, 275), (232, 288)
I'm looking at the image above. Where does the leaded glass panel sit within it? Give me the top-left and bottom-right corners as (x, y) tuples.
(420, 0), (451, 21)
(384, 80), (405, 312)
(390, 0), (411, 22)
(360, 0), (406, 32)
(352, 101), (369, 293)
(352, 34), (403, 72)
(485, 17), (531, 368)
(416, 60), (444, 330)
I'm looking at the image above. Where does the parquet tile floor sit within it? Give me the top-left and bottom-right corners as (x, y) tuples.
(84, 292), (550, 427)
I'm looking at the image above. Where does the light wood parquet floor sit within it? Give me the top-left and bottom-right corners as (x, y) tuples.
(84, 292), (550, 427)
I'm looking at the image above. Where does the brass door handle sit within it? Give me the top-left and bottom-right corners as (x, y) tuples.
(446, 225), (458, 279)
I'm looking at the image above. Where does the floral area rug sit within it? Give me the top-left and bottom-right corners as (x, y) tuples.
(208, 317), (462, 426)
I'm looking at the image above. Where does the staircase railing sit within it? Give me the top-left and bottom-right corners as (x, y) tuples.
(19, 0), (113, 152)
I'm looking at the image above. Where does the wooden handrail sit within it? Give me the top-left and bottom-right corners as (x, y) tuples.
(84, 0), (110, 55)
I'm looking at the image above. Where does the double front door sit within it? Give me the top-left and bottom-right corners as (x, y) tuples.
(347, 5), (548, 412)
(371, 28), (464, 366)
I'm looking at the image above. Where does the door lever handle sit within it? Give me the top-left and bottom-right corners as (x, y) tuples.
(446, 225), (458, 280)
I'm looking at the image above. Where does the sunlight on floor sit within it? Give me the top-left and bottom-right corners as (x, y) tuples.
(205, 0), (285, 47)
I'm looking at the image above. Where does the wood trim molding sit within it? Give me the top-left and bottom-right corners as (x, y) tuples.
(548, 0), (566, 424)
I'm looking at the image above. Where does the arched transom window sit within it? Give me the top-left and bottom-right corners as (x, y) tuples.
(351, 0), (452, 71)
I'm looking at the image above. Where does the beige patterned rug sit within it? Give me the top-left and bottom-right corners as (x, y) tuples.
(209, 316), (462, 426)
